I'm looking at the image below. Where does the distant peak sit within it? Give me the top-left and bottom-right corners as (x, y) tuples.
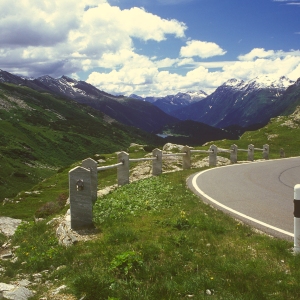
(249, 75), (294, 90)
(37, 75), (55, 81)
(223, 78), (245, 88)
(61, 75), (77, 83)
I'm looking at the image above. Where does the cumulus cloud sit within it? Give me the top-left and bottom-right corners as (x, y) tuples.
(180, 40), (227, 58)
(0, 0), (187, 77)
(2, 1), (300, 97)
(225, 49), (300, 81)
(86, 47), (300, 97)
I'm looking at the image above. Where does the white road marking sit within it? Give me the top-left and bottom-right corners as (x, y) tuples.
(191, 167), (294, 238)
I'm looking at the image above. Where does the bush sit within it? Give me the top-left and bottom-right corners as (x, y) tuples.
(35, 193), (68, 218)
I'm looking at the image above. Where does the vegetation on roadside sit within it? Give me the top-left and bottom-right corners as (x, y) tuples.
(2, 105), (300, 298)
(2, 169), (299, 299)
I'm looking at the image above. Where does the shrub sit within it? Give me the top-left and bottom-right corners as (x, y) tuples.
(35, 193), (68, 218)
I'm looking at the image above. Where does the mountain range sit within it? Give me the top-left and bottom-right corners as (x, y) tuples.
(0, 69), (178, 133)
(130, 90), (207, 114)
(1, 69), (300, 135)
(133, 75), (300, 129)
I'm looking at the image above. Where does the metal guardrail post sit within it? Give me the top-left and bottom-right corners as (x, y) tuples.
(182, 146), (191, 170)
(152, 148), (162, 176)
(230, 144), (238, 163)
(82, 158), (98, 204)
(209, 144), (218, 167)
(294, 185), (300, 253)
(263, 144), (269, 160)
(248, 144), (254, 161)
(117, 151), (129, 186)
(69, 166), (93, 230)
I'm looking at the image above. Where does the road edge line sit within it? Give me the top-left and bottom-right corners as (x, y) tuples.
(191, 168), (294, 238)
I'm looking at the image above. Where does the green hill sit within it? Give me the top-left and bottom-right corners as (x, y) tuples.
(2, 106), (300, 299)
(0, 83), (162, 201)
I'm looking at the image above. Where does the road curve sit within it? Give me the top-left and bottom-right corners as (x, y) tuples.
(187, 157), (300, 240)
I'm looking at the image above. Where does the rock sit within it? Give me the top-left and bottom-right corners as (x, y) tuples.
(162, 143), (184, 152)
(52, 285), (67, 295)
(3, 286), (34, 300)
(56, 221), (78, 247)
(16, 280), (31, 287)
(97, 185), (118, 198)
(128, 143), (145, 152)
(192, 156), (231, 168)
(0, 283), (15, 292)
(0, 217), (22, 237)
(1, 252), (13, 260)
(205, 289), (212, 295)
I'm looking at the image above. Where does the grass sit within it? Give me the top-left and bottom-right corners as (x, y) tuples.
(1, 167), (299, 299)
(0, 82), (162, 201)
(2, 110), (300, 298)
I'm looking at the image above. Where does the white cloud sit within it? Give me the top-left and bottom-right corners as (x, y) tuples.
(224, 52), (300, 81)
(86, 47), (300, 97)
(1, 1), (300, 97)
(180, 40), (227, 58)
(0, 0), (187, 77)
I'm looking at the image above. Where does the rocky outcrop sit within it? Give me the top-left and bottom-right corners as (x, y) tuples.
(0, 217), (22, 237)
(0, 281), (33, 300)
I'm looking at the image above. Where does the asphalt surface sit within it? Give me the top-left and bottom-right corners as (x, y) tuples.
(187, 157), (300, 240)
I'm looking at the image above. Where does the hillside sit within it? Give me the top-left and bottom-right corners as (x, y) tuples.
(0, 70), (178, 133)
(0, 82), (162, 201)
(2, 106), (300, 299)
(158, 120), (238, 145)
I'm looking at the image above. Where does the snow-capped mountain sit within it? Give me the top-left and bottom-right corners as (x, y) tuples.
(186, 90), (208, 101)
(224, 75), (294, 91)
(130, 90), (208, 114)
(171, 75), (296, 128)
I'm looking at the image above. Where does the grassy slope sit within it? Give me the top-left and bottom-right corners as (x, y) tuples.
(0, 83), (161, 201)
(1, 108), (300, 299)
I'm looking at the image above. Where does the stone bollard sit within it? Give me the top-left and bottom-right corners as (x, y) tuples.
(209, 144), (218, 167)
(152, 148), (162, 176)
(280, 148), (285, 158)
(117, 151), (129, 186)
(82, 158), (98, 204)
(294, 185), (300, 253)
(263, 144), (269, 160)
(69, 166), (94, 230)
(230, 144), (238, 164)
(182, 146), (191, 170)
(248, 144), (254, 161)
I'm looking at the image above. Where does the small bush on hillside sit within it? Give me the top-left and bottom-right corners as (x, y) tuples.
(35, 193), (68, 218)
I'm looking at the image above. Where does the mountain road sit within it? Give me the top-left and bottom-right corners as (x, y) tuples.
(187, 157), (300, 240)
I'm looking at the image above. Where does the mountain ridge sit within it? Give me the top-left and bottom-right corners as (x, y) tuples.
(171, 75), (298, 128)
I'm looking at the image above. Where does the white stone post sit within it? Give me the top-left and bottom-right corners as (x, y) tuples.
(82, 158), (98, 204)
(118, 151), (129, 186)
(152, 148), (162, 176)
(248, 144), (254, 161)
(230, 144), (238, 164)
(294, 184), (300, 253)
(69, 166), (94, 230)
(263, 144), (269, 160)
(209, 144), (218, 167)
(182, 146), (191, 170)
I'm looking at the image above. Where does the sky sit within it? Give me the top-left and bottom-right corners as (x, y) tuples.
(1, 0), (300, 96)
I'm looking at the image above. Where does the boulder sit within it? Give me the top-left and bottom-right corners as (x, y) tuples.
(0, 217), (22, 237)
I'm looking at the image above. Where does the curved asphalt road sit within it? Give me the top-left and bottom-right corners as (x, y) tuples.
(187, 157), (300, 240)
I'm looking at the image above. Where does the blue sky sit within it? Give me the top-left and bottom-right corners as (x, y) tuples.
(1, 0), (300, 96)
